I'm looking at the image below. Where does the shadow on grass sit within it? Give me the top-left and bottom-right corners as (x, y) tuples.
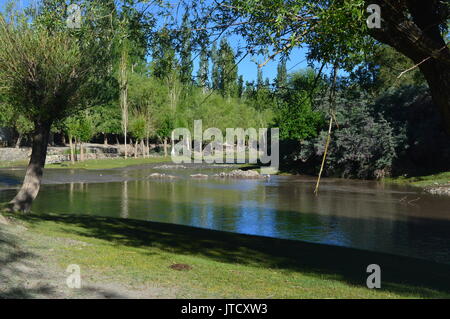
(0, 220), (160, 299)
(0, 221), (53, 299)
(12, 213), (450, 298)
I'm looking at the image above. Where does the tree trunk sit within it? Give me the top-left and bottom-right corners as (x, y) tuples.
(75, 138), (78, 162)
(120, 48), (129, 159)
(145, 136), (148, 158)
(163, 138), (168, 157)
(104, 133), (108, 145)
(134, 139), (138, 159)
(417, 61), (450, 132)
(123, 135), (128, 159)
(9, 121), (51, 212)
(69, 136), (75, 164)
(367, 0), (450, 134)
(15, 133), (22, 148)
(80, 141), (84, 161)
(49, 132), (55, 146)
(171, 131), (175, 156)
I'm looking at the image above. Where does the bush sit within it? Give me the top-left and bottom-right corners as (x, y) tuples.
(298, 92), (396, 179)
(374, 86), (450, 175)
(297, 85), (450, 179)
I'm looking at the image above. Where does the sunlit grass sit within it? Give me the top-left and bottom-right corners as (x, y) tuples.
(46, 156), (172, 170)
(385, 171), (450, 187)
(0, 160), (29, 168)
(4, 213), (449, 299)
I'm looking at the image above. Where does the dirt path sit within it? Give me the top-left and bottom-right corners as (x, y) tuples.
(0, 219), (176, 299)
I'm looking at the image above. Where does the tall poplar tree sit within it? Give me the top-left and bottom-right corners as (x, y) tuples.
(211, 42), (220, 91)
(218, 38), (238, 98)
(275, 58), (288, 90)
(197, 30), (210, 93)
(179, 9), (193, 85)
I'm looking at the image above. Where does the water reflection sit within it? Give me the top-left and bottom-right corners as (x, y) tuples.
(1, 169), (449, 264)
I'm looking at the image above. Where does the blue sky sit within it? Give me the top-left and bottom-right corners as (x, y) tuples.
(194, 41), (310, 84)
(165, 1), (311, 84)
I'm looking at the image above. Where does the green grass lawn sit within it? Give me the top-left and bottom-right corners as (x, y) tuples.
(46, 156), (172, 170)
(2, 212), (449, 298)
(385, 171), (450, 187)
(0, 156), (172, 170)
(0, 160), (29, 169)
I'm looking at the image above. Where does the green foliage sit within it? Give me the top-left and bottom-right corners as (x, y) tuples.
(14, 115), (34, 135)
(327, 101), (396, 179)
(156, 116), (175, 140)
(91, 104), (122, 136)
(0, 98), (34, 143)
(0, 0), (115, 126)
(128, 69), (176, 140)
(298, 91), (397, 179)
(274, 58), (288, 90)
(77, 115), (95, 142)
(151, 27), (177, 80)
(374, 86), (450, 175)
(351, 46), (426, 95)
(295, 83), (450, 179)
(197, 30), (210, 90)
(112, 0), (155, 72)
(211, 42), (220, 91)
(217, 38), (238, 97)
(0, 0), (444, 184)
(275, 70), (325, 141)
(129, 115), (147, 140)
(206, 0), (372, 70)
(276, 94), (324, 141)
(178, 8), (193, 85)
(0, 97), (11, 126)
(64, 112), (95, 142)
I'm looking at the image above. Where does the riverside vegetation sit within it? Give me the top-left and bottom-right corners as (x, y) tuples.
(0, 0), (449, 300)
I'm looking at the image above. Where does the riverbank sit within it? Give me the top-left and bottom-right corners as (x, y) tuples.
(0, 156), (173, 170)
(385, 171), (450, 196)
(1, 212), (449, 299)
(46, 156), (173, 170)
(276, 169), (450, 195)
(0, 160), (29, 169)
(385, 171), (450, 187)
(1, 156), (253, 171)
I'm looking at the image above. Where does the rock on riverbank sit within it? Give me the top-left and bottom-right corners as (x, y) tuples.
(214, 169), (268, 179)
(425, 184), (450, 196)
(190, 174), (209, 178)
(154, 164), (188, 169)
(148, 173), (178, 179)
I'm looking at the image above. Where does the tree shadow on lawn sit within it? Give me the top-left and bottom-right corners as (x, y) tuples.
(0, 219), (155, 299)
(0, 223), (55, 299)
(15, 213), (450, 298)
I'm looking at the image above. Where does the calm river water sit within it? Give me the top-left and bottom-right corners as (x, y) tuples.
(1, 164), (449, 264)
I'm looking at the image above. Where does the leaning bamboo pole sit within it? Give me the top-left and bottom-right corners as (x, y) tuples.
(314, 117), (333, 195)
(313, 64), (338, 195)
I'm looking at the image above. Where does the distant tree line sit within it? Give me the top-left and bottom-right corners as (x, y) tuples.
(0, 0), (448, 211)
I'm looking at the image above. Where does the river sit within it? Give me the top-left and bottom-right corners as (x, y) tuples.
(1, 163), (449, 264)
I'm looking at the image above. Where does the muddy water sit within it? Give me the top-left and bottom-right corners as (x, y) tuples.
(1, 164), (450, 264)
